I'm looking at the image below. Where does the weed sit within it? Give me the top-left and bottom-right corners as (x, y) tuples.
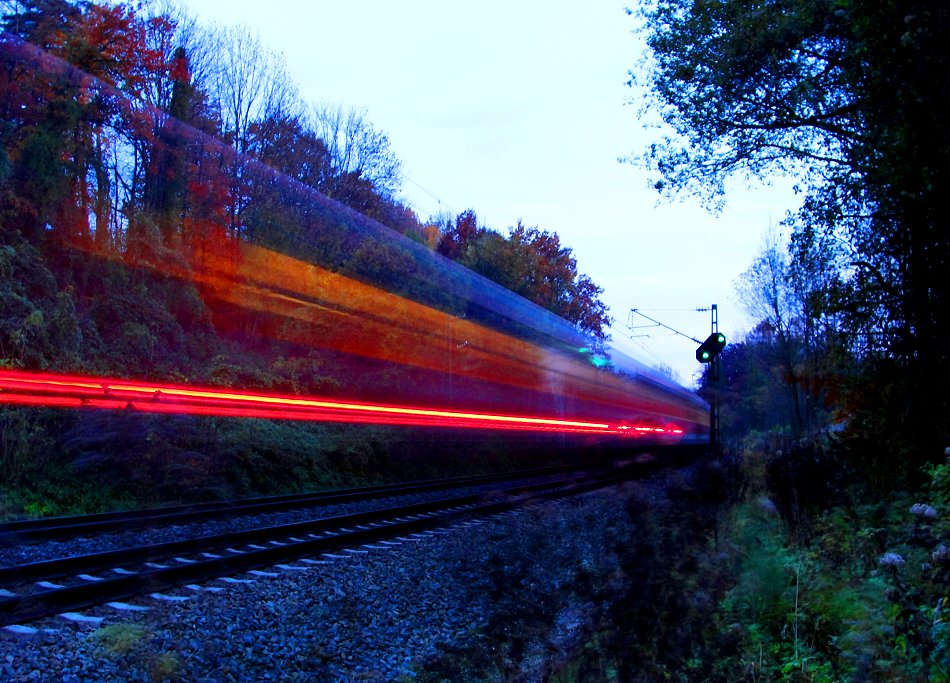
(93, 623), (151, 656)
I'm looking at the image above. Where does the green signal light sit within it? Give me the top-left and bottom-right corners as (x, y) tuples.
(696, 332), (727, 364)
(579, 346), (610, 368)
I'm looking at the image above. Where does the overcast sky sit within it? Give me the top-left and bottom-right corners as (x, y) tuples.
(182, 0), (800, 385)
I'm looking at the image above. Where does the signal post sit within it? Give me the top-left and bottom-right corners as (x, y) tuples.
(695, 305), (725, 451)
(628, 305), (727, 450)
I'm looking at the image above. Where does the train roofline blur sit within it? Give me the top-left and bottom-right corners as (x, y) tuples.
(601, 341), (709, 410)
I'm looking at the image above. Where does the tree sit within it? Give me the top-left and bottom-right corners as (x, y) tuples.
(252, 113), (331, 188)
(206, 24), (299, 235)
(1, 1), (84, 241)
(312, 103), (402, 200)
(636, 0), (950, 453)
(737, 232), (815, 438)
(141, 45), (193, 244)
(436, 209), (480, 261)
(208, 25), (297, 157)
(437, 211), (611, 341)
(1, 0), (169, 245)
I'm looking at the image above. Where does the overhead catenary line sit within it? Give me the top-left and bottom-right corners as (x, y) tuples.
(629, 309), (703, 344)
(405, 175), (455, 219)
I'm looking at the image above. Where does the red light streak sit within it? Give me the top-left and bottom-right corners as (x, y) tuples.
(0, 370), (685, 436)
(0, 370), (605, 434)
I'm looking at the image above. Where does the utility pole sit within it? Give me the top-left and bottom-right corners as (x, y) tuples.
(709, 304), (721, 452)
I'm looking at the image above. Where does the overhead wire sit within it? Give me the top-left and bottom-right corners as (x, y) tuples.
(405, 175), (455, 219)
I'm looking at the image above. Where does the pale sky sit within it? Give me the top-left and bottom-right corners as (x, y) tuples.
(182, 0), (800, 386)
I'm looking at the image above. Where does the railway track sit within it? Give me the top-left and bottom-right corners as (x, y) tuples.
(0, 463), (639, 629)
(0, 462), (599, 547)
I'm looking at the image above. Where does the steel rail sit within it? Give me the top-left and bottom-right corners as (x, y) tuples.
(0, 470), (628, 627)
(0, 461), (605, 546)
(0, 470), (594, 586)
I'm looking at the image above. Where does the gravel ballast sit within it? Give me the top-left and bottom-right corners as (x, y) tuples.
(1, 479), (662, 682)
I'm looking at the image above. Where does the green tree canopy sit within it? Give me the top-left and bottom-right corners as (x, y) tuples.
(637, 0), (950, 452)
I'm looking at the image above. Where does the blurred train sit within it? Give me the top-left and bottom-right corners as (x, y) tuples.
(0, 31), (708, 448)
(0, 226), (709, 446)
(0, 223), (709, 445)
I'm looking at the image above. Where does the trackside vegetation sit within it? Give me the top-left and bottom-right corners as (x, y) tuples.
(0, 0), (947, 679)
(618, 0), (950, 679)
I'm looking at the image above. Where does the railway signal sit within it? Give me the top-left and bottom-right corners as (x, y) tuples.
(695, 332), (726, 363)
(628, 304), (724, 449)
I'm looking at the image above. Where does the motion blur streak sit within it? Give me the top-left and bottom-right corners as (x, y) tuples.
(0, 35), (709, 439)
(59, 233), (703, 425)
(0, 370), (689, 435)
(186, 238), (694, 420)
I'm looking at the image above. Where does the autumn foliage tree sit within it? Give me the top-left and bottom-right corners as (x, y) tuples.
(437, 211), (611, 342)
